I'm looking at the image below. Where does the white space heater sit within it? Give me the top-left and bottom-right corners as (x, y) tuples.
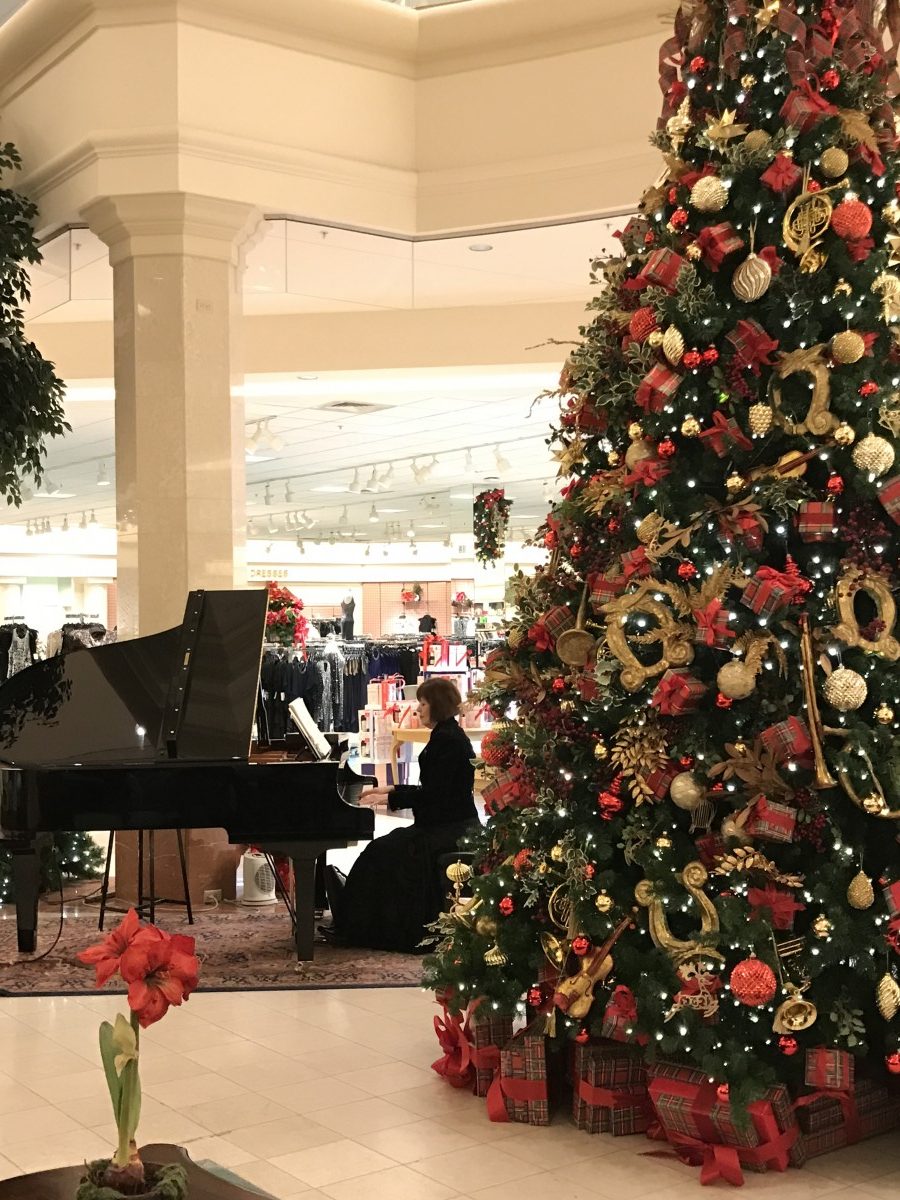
(240, 851), (277, 906)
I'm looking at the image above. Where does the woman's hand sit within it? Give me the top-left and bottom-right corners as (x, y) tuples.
(361, 786), (393, 808)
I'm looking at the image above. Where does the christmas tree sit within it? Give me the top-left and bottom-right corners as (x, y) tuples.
(426, 0), (900, 1111)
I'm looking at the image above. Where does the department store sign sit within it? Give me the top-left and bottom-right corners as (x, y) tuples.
(249, 566), (288, 580)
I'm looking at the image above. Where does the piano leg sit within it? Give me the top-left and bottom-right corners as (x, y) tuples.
(290, 854), (318, 961)
(11, 837), (48, 953)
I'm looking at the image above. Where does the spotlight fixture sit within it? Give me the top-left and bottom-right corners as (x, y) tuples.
(248, 519), (258, 537)
(246, 421), (262, 451)
(261, 418), (282, 451)
(296, 536), (305, 553)
(79, 512), (88, 530)
(362, 466), (379, 493)
(364, 543), (371, 557)
(464, 448), (474, 472)
(264, 483), (273, 506)
(89, 510), (98, 526)
(61, 514), (69, 532)
(406, 522), (416, 538)
(378, 463), (394, 490)
(286, 512), (296, 529)
(96, 462), (110, 487)
(494, 445), (511, 473)
(411, 458), (430, 484)
(284, 481), (294, 503)
(338, 506), (349, 527)
(368, 504), (379, 523)
(348, 468), (362, 494)
(410, 540), (418, 557)
(468, 242), (493, 252)
(267, 517), (278, 535)
(25, 520), (33, 536)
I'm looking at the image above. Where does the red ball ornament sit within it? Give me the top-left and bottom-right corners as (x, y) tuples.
(607, 518), (622, 534)
(527, 986), (543, 1007)
(683, 348), (704, 370)
(729, 957), (777, 1007)
(826, 473), (845, 496)
(716, 692), (734, 709)
(658, 437), (677, 459)
(513, 848), (533, 873)
(644, 231), (656, 246)
(690, 55), (709, 73)
(584, 863), (596, 879)
(552, 677), (566, 693)
(716, 1083), (730, 1101)
(668, 187), (679, 205)
(670, 207), (689, 230)
(859, 380), (879, 396)
(570, 542), (583, 559)
(678, 562), (699, 580)
(575, 1028), (590, 1044)
(779, 1036), (799, 1056)
(481, 730), (512, 768)
(703, 346), (720, 366)
(499, 895), (515, 917)
(807, 180), (822, 193)
(820, 67), (841, 89)
(572, 936), (591, 957)
(629, 306), (659, 343)
(680, 755), (695, 769)
(832, 198), (873, 241)
(545, 530), (558, 549)
(886, 1052), (900, 1075)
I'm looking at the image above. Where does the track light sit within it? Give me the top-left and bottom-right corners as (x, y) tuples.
(349, 468), (362, 494)
(88, 510), (98, 526)
(338, 506), (349, 527)
(79, 512), (87, 530)
(296, 536), (305, 553)
(284, 481), (294, 503)
(96, 462), (110, 487)
(406, 522), (416, 538)
(261, 418), (282, 451)
(411, 458), (429, 484)
(494, 445), (511, 473)
(61, 515), (69, 532)
(248, 519), (258, 537)
(246, 422), (262, 451)
(25, 520), (32, 536)
(379, 463), (393, 490)
(464, 449), (474, 472)
(267, 517), (278, 534)
(362, 466), (379, 493)
(368, 504), (379, 523)
(364, 543), (371, 557)
(264, 483), (273, 506)
(410, 540), (418, 557)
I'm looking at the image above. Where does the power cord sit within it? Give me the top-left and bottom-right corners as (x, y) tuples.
(0, 849), (105, 968)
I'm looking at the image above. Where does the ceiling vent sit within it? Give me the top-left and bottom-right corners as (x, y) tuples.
(318, 400), (391, 415)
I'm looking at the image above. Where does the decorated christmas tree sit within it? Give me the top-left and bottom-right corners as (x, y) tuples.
(426, 0), (900, 1113)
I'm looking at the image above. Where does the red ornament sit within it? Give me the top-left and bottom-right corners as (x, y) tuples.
(729, 957), (777, 1007)
(607, 518), (622, 534)
(680, 755), (695, 768)
(570, 543), (583, 559)
(527, 986), (543, 1007)
(552, 677), (566, 693)
(658, 437), (676, 459)
(668, 187), (679, 204)
(859, 381), (879, 396)
(644, 231), (656, 246)
(779, 1036), (799, 1056)
(481, 730), (513, 768)
(703, 346), (720, 366)
(670, 207), (689, 230)
(598, 791), (624, 819)
(683, 348), (703, 370)
(690, 55), (708, 73)
(807, 179), (822, 193)
(575, 1027), (590, 1044)
(716, 692), (734, 709)
(678, 562), (699, 580)
(886, 1052), (900, 1075)
(584, 863), (596, 879)
(826, 473), (845, 496)
(513, 849), (533, 873)
(820, 68), (841, 90)
(545, 530), (558, 549)
(831, 198), (873, 241)
(572, 936), (591, 957)
(499, 896), (515, 917)
(716, 1083), (730, 1101)
(629, 306), (659, 343)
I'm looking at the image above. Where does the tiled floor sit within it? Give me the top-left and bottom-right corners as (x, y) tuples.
(0, 988), (898, 1198)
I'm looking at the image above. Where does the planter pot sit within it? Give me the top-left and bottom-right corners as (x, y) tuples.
(77, 1158), (189, 1200)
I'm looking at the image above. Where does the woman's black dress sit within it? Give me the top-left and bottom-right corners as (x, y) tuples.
(336, 718), (478, 952)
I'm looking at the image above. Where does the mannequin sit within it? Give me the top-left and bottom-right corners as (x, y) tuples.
(418, 613), (437, 634)
(340, 592), (355, 639)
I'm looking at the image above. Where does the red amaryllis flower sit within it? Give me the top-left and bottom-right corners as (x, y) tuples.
(76, 907), (144, 987)
(120, 929), (200, 1028)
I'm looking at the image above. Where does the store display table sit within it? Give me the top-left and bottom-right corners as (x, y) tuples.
(0, 1145), (265, 1200)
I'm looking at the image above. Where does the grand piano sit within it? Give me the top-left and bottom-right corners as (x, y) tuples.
(0, 589), (374, 958)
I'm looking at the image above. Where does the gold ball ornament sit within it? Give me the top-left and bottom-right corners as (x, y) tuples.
(595, 891), (614, 913)
(831, 330), (866, 364)
(732, 252), (773, 302)
(823, 666), (868, 711)
(863, 793), (887, 815)
(669, 772), (706, 811)
(681, 415), (701, 437)
(812, 914), (833, 939)
(717, 660), (756, 700)
(847, 870), (875, 910)
(741, 73), (758, 89)
(446, 861), (473, 886)
(743, 128), (770, 151)
(876, 973), (900, 1021)
(833, 278), (853, 296)
(654, 834), (673, 849)
(648, 329), (664, 348)
(820, 146), (849, 178)
(852, 433), (895, 477)
(662, 326), (686, 366)
(726, 472), (746, 494)
(749, 403), (774, 436)
(593, 740), (609, 761)
(685, 242), (703, 262)
(550, 844), (565, 863)
(625, 438), (656, 469)
(475, 915), (498, 938)
(883, 199), (900, 227)
(833, 422), (856, 447)
(607, 449), (622, 467)
(690, 176), (729, 213)
(875, 703), (895, 725)
(628, 422), (644, 441)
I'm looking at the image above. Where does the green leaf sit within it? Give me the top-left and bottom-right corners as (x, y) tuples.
(98, 1021), (123, 1123)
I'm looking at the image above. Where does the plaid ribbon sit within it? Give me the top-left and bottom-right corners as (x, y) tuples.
(651, 668), (706, 715)
(693, 598), (735, 647)
(780, 80), (838, 132)
(805, 1047), (855, 1091)
(696, 222), (744, 270)
(590, 572), (627, 611)
(796, 501), (836, 542)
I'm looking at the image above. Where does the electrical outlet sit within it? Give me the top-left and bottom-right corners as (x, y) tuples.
(203, 889), (222, 904)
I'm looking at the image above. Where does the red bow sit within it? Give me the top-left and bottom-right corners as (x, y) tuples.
(693, 599), (735, 646)
(748, 884), (806, 930)
(730, 320), (779, 373)
(758, 245), (784, 275)
(421, 634), (450, 670)
(527, 622), (552, 653)
(622, 546), (651, 579)
(761, 153), (802, 194)
(652, 673), (696, 716)
(623, 459), (671, 490)
(699, 411), (753, 455)
(605, 984), (638, 1025)
(757, 563), (811, 602)
(431, 1006), (474, 1089)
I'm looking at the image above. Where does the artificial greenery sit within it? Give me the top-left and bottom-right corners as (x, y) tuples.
(474, 488), (511, 564)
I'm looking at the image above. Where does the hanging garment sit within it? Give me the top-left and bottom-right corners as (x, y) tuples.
(6, 626), (34, 678)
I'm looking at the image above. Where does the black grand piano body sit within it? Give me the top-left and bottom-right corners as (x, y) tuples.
(0, 590), (374, 958)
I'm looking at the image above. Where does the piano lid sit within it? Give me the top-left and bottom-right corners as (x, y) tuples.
(0, 589), (268, 768)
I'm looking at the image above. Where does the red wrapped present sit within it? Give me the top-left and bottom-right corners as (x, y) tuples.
(743, 795), (796, 844)
(431, 997), (475, 1090)
(699, 411), (753, 457)
(481, 763), (525, 815)
(742, 574), (793, 620)
(696, 223), (744, 271)
(601, 985), (648, 1045)
(542, 605), (576, 641)
(696, 833), (726, 869)
(760, 716), (813, 765)
(780, 85), (837, 134)
(878, 475), (900, 526)
(572, 1041), (650, 1136)
(651, 668), (706, 716)
(747, 884), (805, 931)
(469, 1004), (514, 1099)
(647, 1061), (802, 1184)
(719, 507), (765, 553)
(796, 1077), (899, 1138)
(799, 1090), (900, 1159)
(883, 878), (900, 918)
(589, 572), (626, 612)
(636, 247), (685, 292)
(619, 215), (651, 252)
(621, 546), (653, 579)
(796, 501), (837, 542)
(643, 760), (680, 802)
(727, 318), (779, 373)
(636, 363), (682, 413)
(492, 1030), (550, 1125)
(693, 598), (735, 648)
(805, 1047), (854, 1091)
(761, 152), (803, 194)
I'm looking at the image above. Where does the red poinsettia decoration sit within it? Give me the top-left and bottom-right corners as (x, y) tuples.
(265, 580), (308, 646)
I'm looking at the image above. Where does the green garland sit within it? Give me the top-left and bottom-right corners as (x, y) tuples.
(474, 488), (511, 564)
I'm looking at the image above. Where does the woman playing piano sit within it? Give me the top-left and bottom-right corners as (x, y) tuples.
(323, 677), (478, 952)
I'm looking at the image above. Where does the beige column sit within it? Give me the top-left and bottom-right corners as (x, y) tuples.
(82, 193), (263, 638)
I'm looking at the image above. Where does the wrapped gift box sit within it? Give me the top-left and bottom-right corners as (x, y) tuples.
(742, 574), (793, 620)
(542, 605), (576, 641)
(878, 475), (900, 526)
(636, 247), (685, 292)
(696, 222), (744, 271)
(643, 761), (680, 802)
(805, 1046), (855, 1091)
(648, 1061), (802, 1183)
(497, 1030), (551, 1125)
(481, 764), (525, 814)
(760, 716), (813, 765)
(469, 1007), (514, 1099)
(590, 573), (627, 611)
(428, 642), (467, 670)
(780, 86), (836, 133)
(797, 1077), (900, 1159)
(883, 878), (900, 918)
(572, 1041), (650, 1135)
(650, 668), (707, 716)
(796, 501), (836, 543)
(743, 796), (796, 843)
(600, 985), (648, 1045)
(636, 363), (682, 413)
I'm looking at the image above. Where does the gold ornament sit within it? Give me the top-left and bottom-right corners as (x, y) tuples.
(834, 278), (853, 296)
(717, 660), (756, 700)
(852, 433), (895, 477)
(705, 109), (748, 143)
(773, 985), (818, 1034)
(595, 891), (614, 913)
(560, 699), (576, 713)
(607, 449), (622, 467)
(540, 931), (566, 968)
(847, 870), (875, 910)
(475, 913), (498, 938)
(872, 272), (900, 323)
(732, 252), (772, 302)
(690, 176), (728, 213)
(537, 861), (550, 875)
(648, 329), (664, 348)
(742, 128), (770, 151)
(654, 835), (673, 850)
(749, 403), (774, 436)
(877, 973), (900, 1020)
(685, 242), (702, 261)
(771, 344), (837, 436)
(831, 330), (866, 364)
(446, 861), (472, 887)
(628, 422), (644, 441)
(507, 627), (524, 651)
(812, 914), (833, 939)
(741, 74), (758, 89)
(637, 513), (665, 545)
(635, 861), (724, 966)
(601, 578), (695, 692)
(712, 846), (804, 888)
(669, 772), (705, 811)
(756, 0), (780, 30)
(783, 176), (837, 272)
(548, 883), (573, 931)
(832, 568), (900, 660)
(666, 96), (692, 153)
(820, 146), (849, 178)
(550, 843), (565, 863)
(594, 740), (609, 760)
(883, 199), (900, 227)
(726, 472), (746, 494)
(681, 415), (701, 437)
(822, 666), (868, 712)
(834, 422), (856, 447)
(662, 326), (686, 366)
(875, 703), (895, 724)
(556, 583), (596, 668)
(721, 814), (752, 844)
(863, 793), (887, 815)
(484, 943), (508, 967)
(625, 438), (656, 469)
(774, 450), (808, 478)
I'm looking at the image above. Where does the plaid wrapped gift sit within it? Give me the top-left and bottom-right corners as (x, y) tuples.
(883, 878), (900, 918)
(696, 832), (726, 868)
(805, 1047), (855, 1091)
(469, 1005), (514, 1099)
(878, 475), (900, 526)
(572, 1041), (650, 1135)
(481, 763), (525, 815)
(741, 574), (794, 620)
(780, 85), (837, 133)
(621, 547), (652, 579)
(693, 598), (735, 649)
(636, 247), (685, 292)
(643, 760), (680, 802)
(726, 318), (779, 373)
(493, 1030), (551, 1125)
(601, 985), (649, 1045)
(760, 716), (813, 765)
(696, 222), (744, 271)
(647, 1061), (802, 1184)
(589, 572), (626, 612)
(542, 604), (576, 641)
(636, 363), (682, 413)
(619, 215), (651, 253)
(795, 1077), (898, 1136)
(651, 668), (707, 716)
(743, 795), (796, 844)
(699, 411), (753, 457)
(761, 152), (803, 194)
(796, 501), (837, 543)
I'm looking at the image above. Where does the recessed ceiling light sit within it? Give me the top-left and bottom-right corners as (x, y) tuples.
(469, 242), (493, 253)
(311, 485), (350, 493)
(377, 507), (407, 513)
(420, 523), (445, 529)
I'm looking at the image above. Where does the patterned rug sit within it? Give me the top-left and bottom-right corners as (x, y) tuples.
(0, 898), (425, 995)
